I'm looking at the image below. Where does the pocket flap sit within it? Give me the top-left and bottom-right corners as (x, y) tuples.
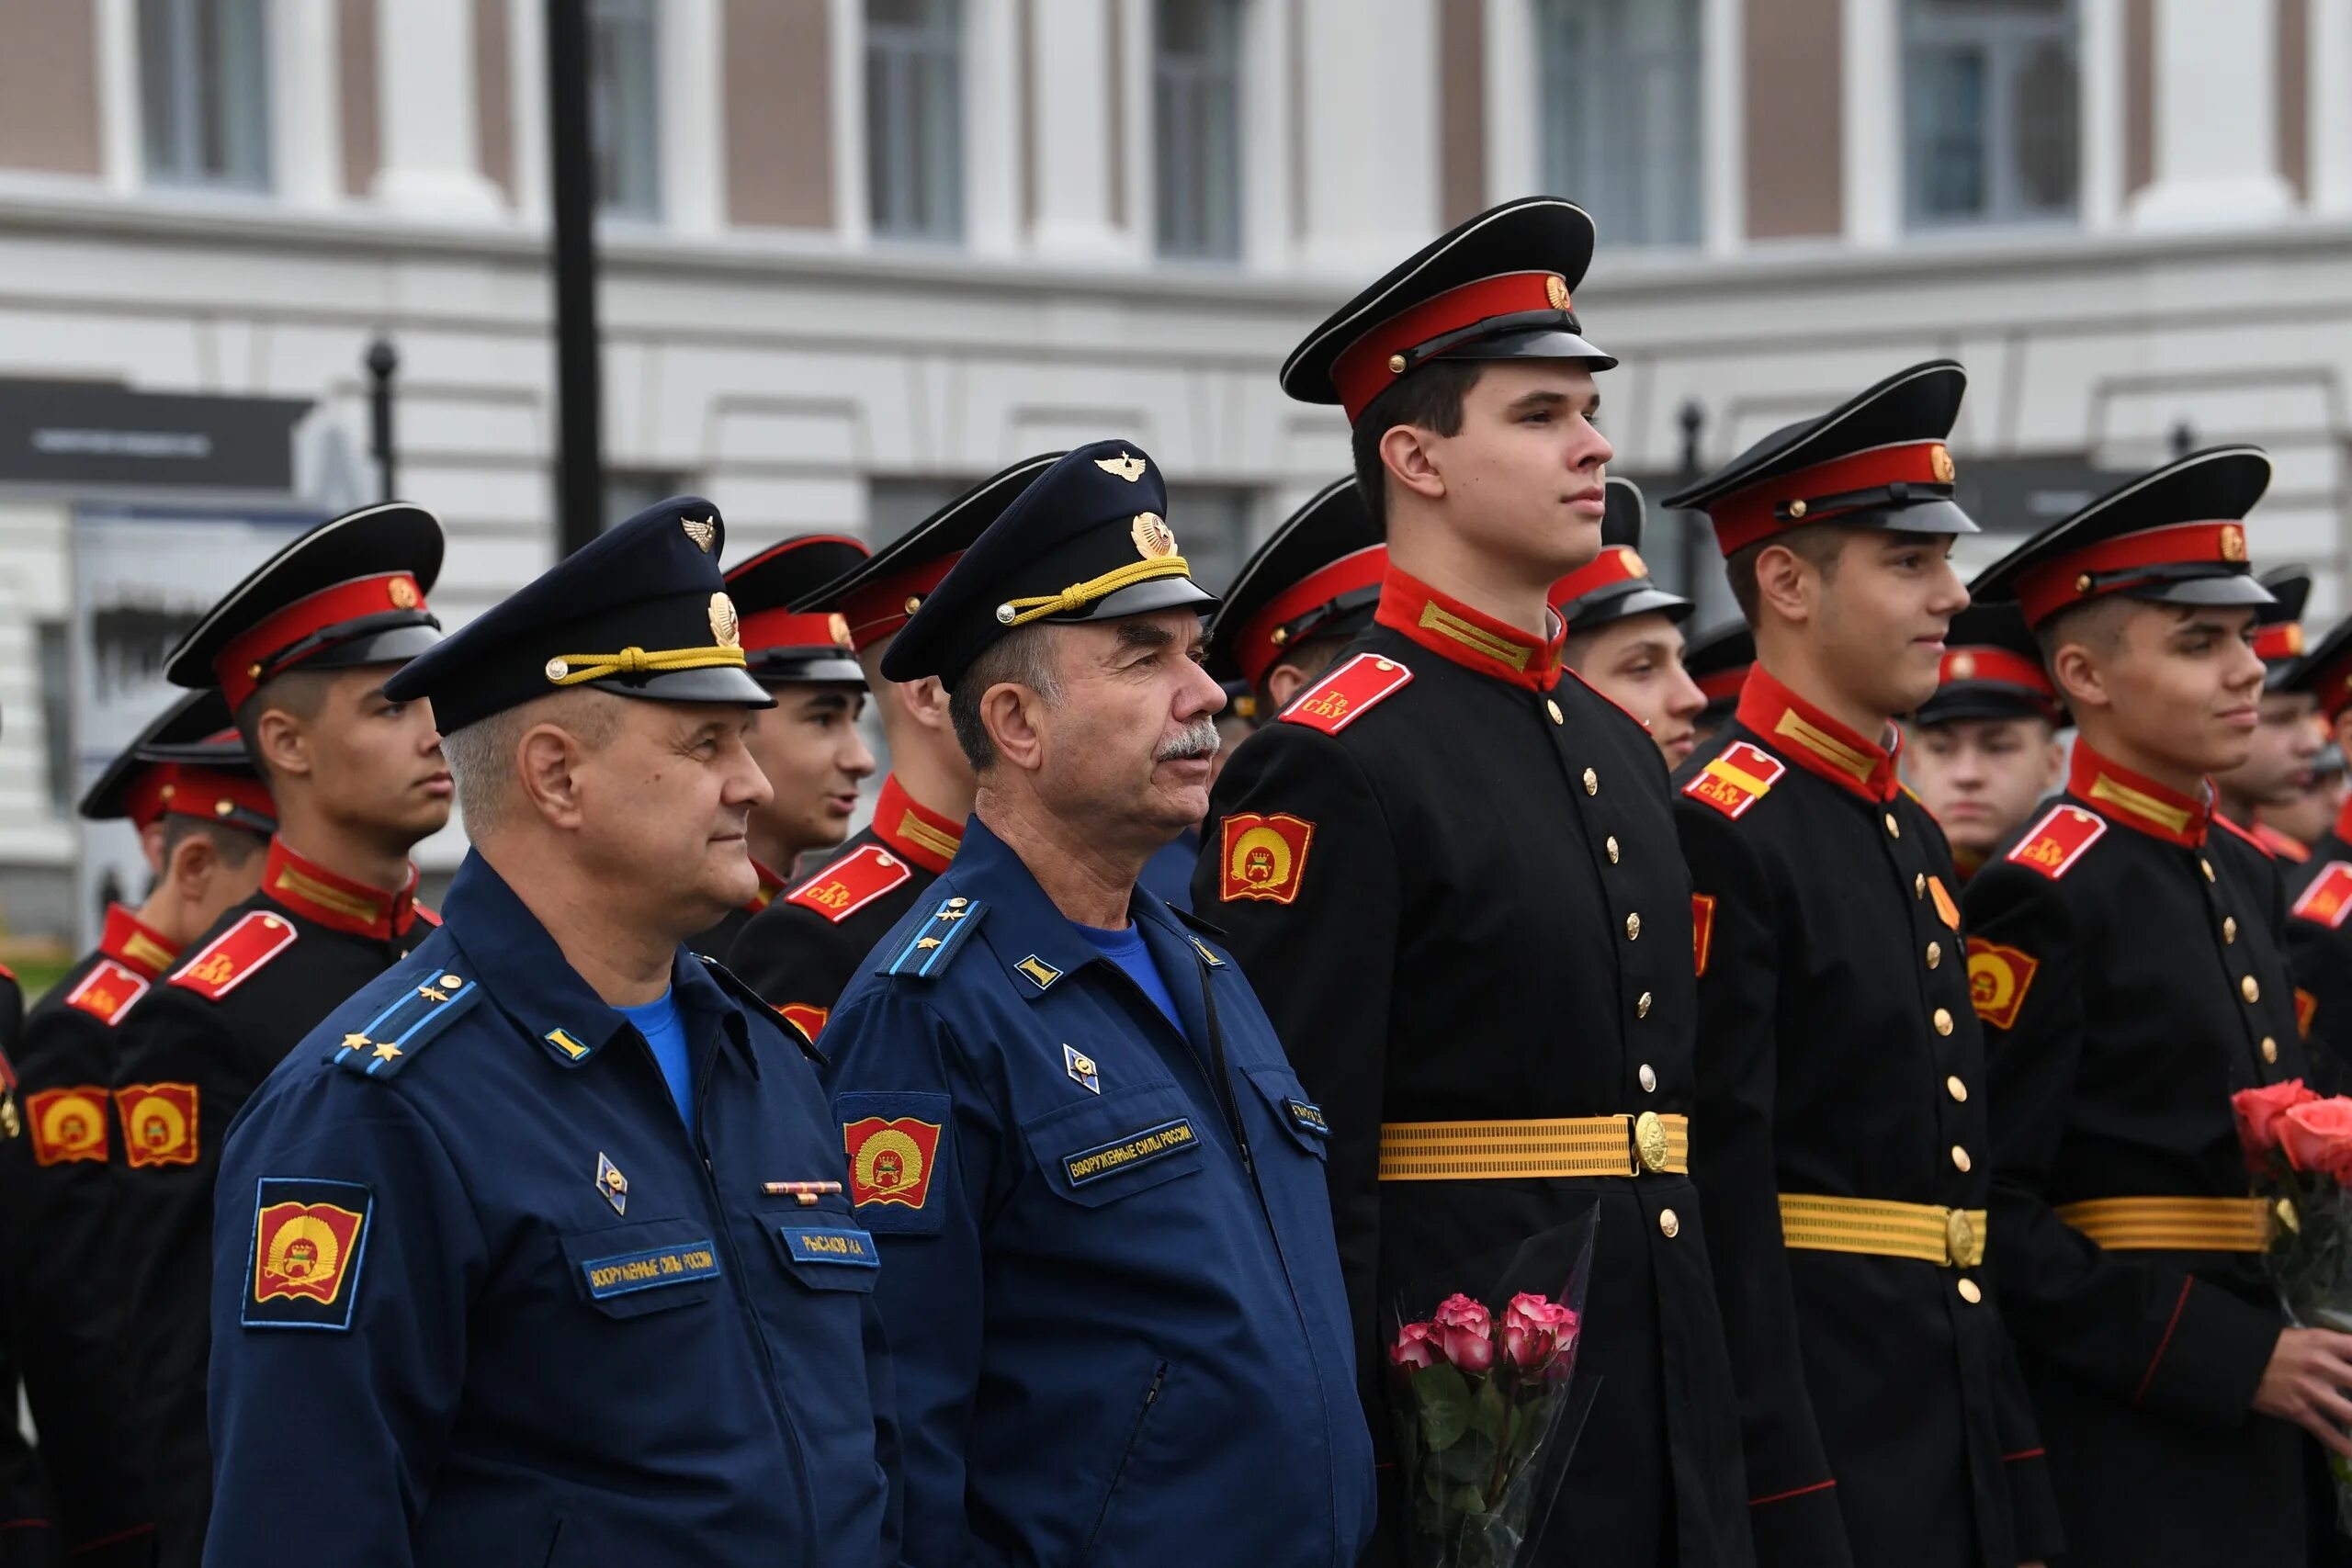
(560, 1218), (723, 1318)
(1021, 1082), (1206, 1208)
(768, 1216), (882, 1293)
(1245, 1066), (1331, 1159)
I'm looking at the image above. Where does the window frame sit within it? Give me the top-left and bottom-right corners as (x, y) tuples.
(865, 0), (967, 244)
(1901, 0), (2082, 231)
(1152, 0), (1247, 263)
(137, 0), (273, 193)
(589, 0), (664, 220)
(1534, 0), (1704, 250)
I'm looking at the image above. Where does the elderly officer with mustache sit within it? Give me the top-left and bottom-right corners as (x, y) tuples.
(816, 441), (1374, 1567)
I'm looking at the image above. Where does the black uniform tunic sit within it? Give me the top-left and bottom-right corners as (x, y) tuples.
(0, 963), (62, 1568)
(2284, 795), (2352, 1055)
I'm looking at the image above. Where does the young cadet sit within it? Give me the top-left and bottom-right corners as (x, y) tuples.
(2278, 616), (2352, 1059)
(1206, 477), (1387, 720)
(0, 957), (56, 1567)
(1196, 198), (1753, 1567)
(820, 443), (1373, 1565)
(1904, 604), (2067, 880)
(730, 457), (1053, 1039)
(1962, 448), (2337, 1565)
(1668, 362), (2057, 1568)
(1684, 620), (1756, 750)
(2267, 734), (2344, 856)
(107, 504), (448, 1567)
(1555, 476), (1707, 766)
(2217, 564), (2323, 862)
(206, 499), (890, 1566)
(691, 533), (876, 955)
(4, 693), (273, 1564)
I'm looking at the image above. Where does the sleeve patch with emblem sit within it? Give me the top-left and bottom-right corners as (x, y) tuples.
(2006, 804), (2107, 880)
(62, 959), (152, 1026)
(242, 1177), (373, 1330)
(2291, 863), (2352, 930)
(1682, 741), (1787, 821)
(1691, 893), (1716, 977)
(839, 1090), (950, 1233)
(1278, 651), (1413, 735)
(786, 844), (912, 923)
(778, 1003), (831, 1042)
(169, 909), (299, 1001)
(1219, 813), (1316, 905)
(1966, 938), (2041, 1031)
(26, 1087), (110, 1167)
(114, 1082), (199, 1168)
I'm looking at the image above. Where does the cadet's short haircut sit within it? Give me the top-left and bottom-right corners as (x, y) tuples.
(2033, 594), (2142, 668)
(159, 814), (266, 869)
(1725, 523), (1847, 626)
(948, 623), (1064, 773)
(231, 669), (335, 784)
(1349, 361), (1487, 534)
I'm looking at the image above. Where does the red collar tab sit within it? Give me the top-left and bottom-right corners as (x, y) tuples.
(1704, 441), (1957, 556)
(2016, 521), (2250, 628)
(1735, 665), (1901, 803)
(2069, 741), (2210, 848)
(1939, 645), (2057, 700)
(742, 860), (786, 915)
(1238, 544), (1388, 688)
(2255, 620), (2306, 664)
(738, 607), (854, 657)
(99, 905), (181, 980)
(1549, 545), (1651, 621)
(1694, 662), (1751, 705)
(217, 571), (430, 707)
(1373, 566), (1564, 691)
(839, 553), (964, 652)
(134, 763), (277, 833)
(262, 838), (422, 940)
(871, 773), (963, 874)
(1332, 270), (1575, 423)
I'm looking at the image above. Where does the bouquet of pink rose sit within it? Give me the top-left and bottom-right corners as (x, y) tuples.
(1385, 1217), (1599, 1567)
(2234, 1078), (2352, 1534)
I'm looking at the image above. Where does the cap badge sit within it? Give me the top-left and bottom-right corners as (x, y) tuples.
(1929, 444), (1957, 485)
(2286, 624), (2307, 655)
(682, 516), (718, 552)
(1132, 512), (1178, 560)
(1948, 651), (1976, 680)
(388, 576), (419, 610)
(709, 592), (741, 649)
(1545, 275), (1570, 311)
(829, 612), (853, 646)
(2222, 524), (2247, 563)
(1095, 452), (1148, 483)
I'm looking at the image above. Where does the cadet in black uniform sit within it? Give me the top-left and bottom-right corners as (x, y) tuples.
(1903, 604), (2067, 883)
(1963, 447), (2336, 1565)
(1667, 363), (2057, 1568)
(0, 953), (62, 1568)
(731, 457), (1053, 1039)
(1554, 477), (1705, 767)
(2218, 565), (2324, 862)
(107, 504), (448, 1566)
(1204, 477), (1385, 721)
(1684, 620), (1755, 749)
(2281, 614), (2352, 1047)
(1195, 197), (1753, 1567)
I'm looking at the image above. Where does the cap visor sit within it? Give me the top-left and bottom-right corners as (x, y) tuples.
(302, 622), (447, 673)
(1058, 579), (1220, 623)
(1441, 325), (1617, 373)
(589, 666), (778, 708)
(2129, 574), (2278, 609)
(751, 655), (868, 686)
(1914, 692), (2060, 728)
(1566, 587), (1695, 632)
(1848, 497), (1980, 536)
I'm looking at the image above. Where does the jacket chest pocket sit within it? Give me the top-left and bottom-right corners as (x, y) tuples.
(1244, 1065), (1330, 1162)
(764, 1206), (882, 1294)
(560, 1217), (724, 1320)
(1021, 1082), (1207, 1208)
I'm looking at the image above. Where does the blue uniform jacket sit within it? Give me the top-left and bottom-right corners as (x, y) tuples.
(204, 852), (894, 1567)
(822, 817), (1374, 1567)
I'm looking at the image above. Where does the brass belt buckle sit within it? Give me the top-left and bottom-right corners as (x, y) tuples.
(1633, 1111), (1670, 1175)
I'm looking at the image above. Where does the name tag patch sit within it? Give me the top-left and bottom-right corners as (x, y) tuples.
(1285, 1100), (1330, 1136)
(1064, 1118), (1197, 1187)
(581, 1240), (721, 1300)
(778, 1225), (880, 1269)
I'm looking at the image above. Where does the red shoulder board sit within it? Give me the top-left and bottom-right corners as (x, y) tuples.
(169, 910), (299, 1001)
(62, 958), (153, 1027)
(2291, 862), (2352, 931)
(2215, 815), (2272, 856)
(1279, 652), (1412, 735)
(1682, 741), (1786, 821)
(2257, 823), (2312, 863)
(412, 903), (442, 927)
(786, 844), (912, 924)
(2006, 804), (2107, 881)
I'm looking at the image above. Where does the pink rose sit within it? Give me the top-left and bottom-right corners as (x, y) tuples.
(1388, 1320), (1440, 1371)
(2279, 1098), (2352, 1183)
(1430, 1292), (1495, 1374)
(2233, 1079), (2318, 1168)
(1502, 1292), (1580, 1373)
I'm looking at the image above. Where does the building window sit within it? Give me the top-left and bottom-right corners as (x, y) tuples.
(138, 0), (271, 191)
(1154, 0), (1245, 261)
(1904, 0), (2078, 228)
(1169, 486), (1257, 594)
(1536, 0), (1702, 248)
(866, 0), (965, 242)
(591, 0), (662, 218)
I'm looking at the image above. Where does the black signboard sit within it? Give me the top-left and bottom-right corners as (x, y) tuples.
(0, 378), (311, 491)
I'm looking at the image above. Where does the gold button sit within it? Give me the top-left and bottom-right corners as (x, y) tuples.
(1606, 836), (1620, 863)
(1546, 698), (1565, 725)
(1957, 1277), (1982, 1304)
(903, 594), (923, 615)
(2242, 975), (2260, 1003)
(1583, 768), (1599, 795)
(1376, 659), (1395, 671)
(1639, 1063), (1657, 1092)
(1933, 1008), (1954, 1036)
(1946, 1075), (1967, 1102)
(1386, 352), (1407, 374)
(1926, 941), (1942, 969)
(2263, 1036), (2280, 1064)
(1884, 813), (1901, 838)
(1625, 912), (1641, 941)
(1951, 1145), (1971, 1172)
(1915, 874), (1926, 897)
(1636, 990), (1652, 1018)
(2224, 917), (2238, 943)
(1658, 1208), (1679, 1238)
(2201, 859), (2215, 883)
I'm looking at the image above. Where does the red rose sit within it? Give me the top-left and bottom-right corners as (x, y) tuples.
(1388, 1320), (1440, 1371)
(1502, 1292), (1580, 1374)
(1430, 1292), (1495, 1374)
(2279, 1098), (2352, 1183)
(2233, 1079), (2318, 1168)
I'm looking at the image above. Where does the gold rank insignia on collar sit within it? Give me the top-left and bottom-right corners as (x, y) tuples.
(329, 969), (479, 1080)
(1016, 954), (1063, 991)
(595, 1151), (629, 1215)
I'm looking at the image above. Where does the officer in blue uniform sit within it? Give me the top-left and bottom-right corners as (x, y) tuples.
(205, 500), (893, 1567)
(821, 441), (1374, 1566)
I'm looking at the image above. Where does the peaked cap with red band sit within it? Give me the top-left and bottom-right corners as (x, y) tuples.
(81, 687), (277, 835)
(1682, 620), (1754, 728)
(2284, 609), (2352, 721)
(1550, 477), (1691, 633)
(807, 454), (1061, 654)
(1279, 197), (1615, 424)
(723, 534), (870, 685)
(1913, 603), (2061, 729)
(1968, 446), (2275, 632)
(2255, 564), (2312, 690)
(1665, 360), (1977, 556)
(1206, 477), (1386, 690)
(165, 502), (445, 709)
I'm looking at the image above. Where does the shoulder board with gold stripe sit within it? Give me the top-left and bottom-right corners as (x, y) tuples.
(1278, 652), (1413, 736)
(2291, 862), (2352, 930)
(786, 843), (913, 924)
(168, 910), (300, 1002)
(326, 966), (482, 1080)
(1680, 740), (1786, 821)
(62, 958), (153, 1028)
(882, 897), (987, 980)
(2006, 803), (2108, 881)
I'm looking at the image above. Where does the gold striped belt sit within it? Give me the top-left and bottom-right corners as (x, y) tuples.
(1377, 1112), (1688, 1181)
(2055, 1195), (2275, 1253)
(1779, 1193), (1988, 1268)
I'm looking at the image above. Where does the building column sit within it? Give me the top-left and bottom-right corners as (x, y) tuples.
(1480, 0), (1538, 204)
(1295, 0), (1439, 276)
(1839, 0), (1899, 246)
(507, 0), (549, 223)
(661, 0), (724, 233)
(2308, 0), (2352, 215)
(371, 0), (503, 216)
(2077, 0), (2124, 230)
(1026, 0), (1132, 259)
(2129, 0), (2290, 228)
(93, 0), (141, 194)
(1240, 0), (1295, 268)
(964, 0), (1021, 257)
(1702, 0), (1745, 254)
(270, 0), (341, 209)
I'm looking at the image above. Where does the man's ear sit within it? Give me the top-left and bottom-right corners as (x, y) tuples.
(137, 820), (170, 878)
(2048, 638), (2113, 713)
(1751, 542), (1816, 627)
(1378, 423), (1447, 506)
(250, 705), (315, 782)
(898, 675), (953, 734)
(164, 829), (218, 899)
(514, 725), (591, 829)
(978, 682), (1048, 773)
(1265, 663), (1307, 711)
(2041, 736), (2068, 790)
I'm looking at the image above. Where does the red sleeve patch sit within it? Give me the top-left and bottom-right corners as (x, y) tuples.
(1966, 938), (2041, 1031)
(63, 958), (153, 1026)
(2005, 804), (2108, 880)
(26, 1087), (110, 1167)
(2291, 863), (2352, 930)
(169, 910), (298, 1000)
(1691, 893), (1716, 977)
(1681, 741), (1787, 821)
(1219, 813), (1316, 904)
(844, 1115), (942, 1210)
(114, 1083), (200, 1168)
(786, 844), (912, 924)
(1277, 652), (1413, 735)
(778, 1003), (830, 1043)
